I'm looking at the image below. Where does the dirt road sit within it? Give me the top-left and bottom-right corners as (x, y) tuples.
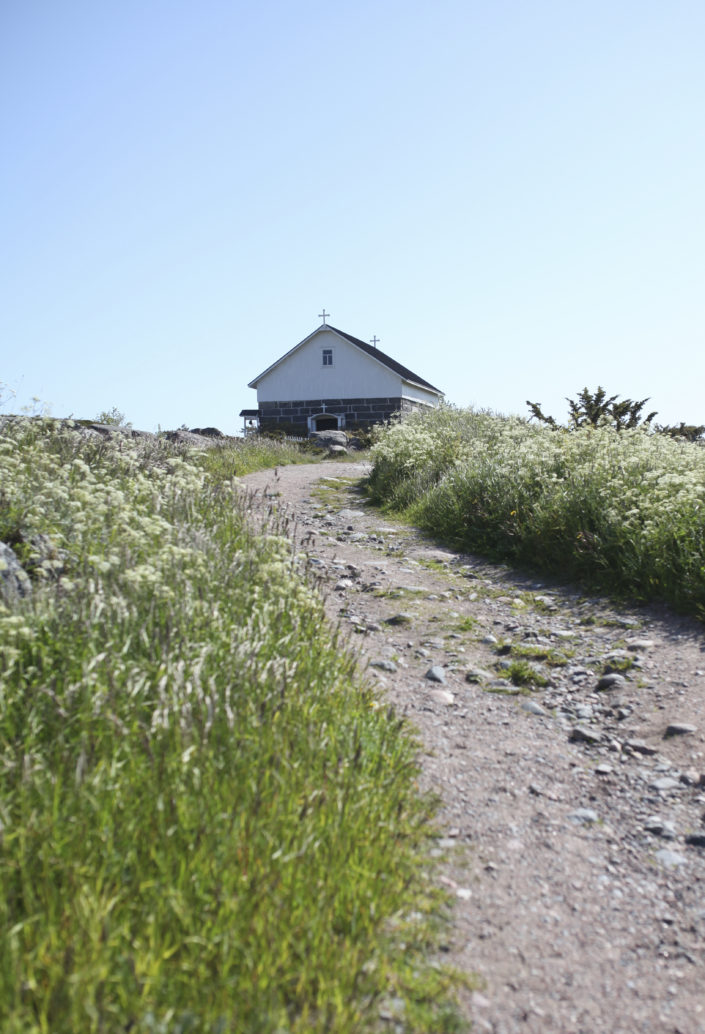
(241, 461), (705, 1034)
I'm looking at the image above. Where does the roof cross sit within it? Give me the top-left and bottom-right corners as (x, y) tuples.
(370, 335), (379, 348)
(318, 309), (330, 325)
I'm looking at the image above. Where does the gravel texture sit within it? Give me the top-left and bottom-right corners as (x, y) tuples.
(241, 461), (705, 1034)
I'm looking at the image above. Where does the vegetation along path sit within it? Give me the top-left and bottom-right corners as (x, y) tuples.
(242, 460), (705, 1034)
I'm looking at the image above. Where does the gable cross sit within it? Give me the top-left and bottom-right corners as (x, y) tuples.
(318, 309), (330, 325)
(370, 335), (379, 348)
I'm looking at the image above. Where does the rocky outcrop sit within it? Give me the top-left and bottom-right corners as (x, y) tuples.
(309, 430), (348, 450)
(0, 542), (32, 603)
(189, 427), (224, 438)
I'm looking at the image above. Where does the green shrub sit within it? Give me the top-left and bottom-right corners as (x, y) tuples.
(370, 406), (705, 618)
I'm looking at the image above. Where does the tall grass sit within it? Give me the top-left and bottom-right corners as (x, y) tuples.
(198, 433), (318, 478)
(0, 419), (464, 1033)
(369, 406), (705, 617)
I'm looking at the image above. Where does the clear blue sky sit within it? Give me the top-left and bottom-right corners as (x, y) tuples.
(2, 0), (704, 433)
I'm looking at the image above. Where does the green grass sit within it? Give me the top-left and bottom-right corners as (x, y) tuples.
(0, 418), (467, 1033)
(501, 659), (549, 688)
(508, 643), (573, 667)
(197, 433), (319, 477)
(368, 405), (705, 619)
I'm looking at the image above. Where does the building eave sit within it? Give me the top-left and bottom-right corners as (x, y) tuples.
(248, 325), (329, 388)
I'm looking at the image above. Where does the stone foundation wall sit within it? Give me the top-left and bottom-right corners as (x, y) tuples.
(258, 397), (429, 435)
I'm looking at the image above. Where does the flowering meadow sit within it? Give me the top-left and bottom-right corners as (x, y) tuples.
(369, 406), (705, 617)
(0, 419), (462, 1033)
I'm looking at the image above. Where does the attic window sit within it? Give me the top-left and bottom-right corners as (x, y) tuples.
(322, 348), (333, 366)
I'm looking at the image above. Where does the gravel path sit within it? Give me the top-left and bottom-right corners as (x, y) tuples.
(241, 461), (705, 1034)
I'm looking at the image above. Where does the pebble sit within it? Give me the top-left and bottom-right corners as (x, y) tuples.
(335, 578), (354, 591)
(684, 834), (705, 848)
(482, 634), (498, 645)
(425, 665), (447, 683)
(595, 764), (613, 775)
(521, 700), (547, 716)
(429, 688), (455, 706)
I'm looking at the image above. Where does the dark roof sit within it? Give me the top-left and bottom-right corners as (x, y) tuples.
(327, 326), (443, 395)
(239, 409), (260, 417)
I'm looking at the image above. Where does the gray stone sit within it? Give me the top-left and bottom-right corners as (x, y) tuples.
(649, 776), (681, 792)
(370, 659), (398, 673)
(425, 666), (447, 683)
(605, 649), (632, 661)
(384, 613), (413, 626)
(309, 429), (347, 448)
(521, 700), (547, 716)
(465, 668), (494, 683)
(625, 638), (656, 651)
(334, 578), (354, 591)
(569, 725), (602, 745)
(596, 673), (628, 692)
(429, 688), (455, 705)
(0, 542), (32, 603)
(327, 444), (348, 455)
(569, 808), (598, 825)
(664, 722), (697, 738)
(644, 816), (676, 839)
(625, 739), (658, 756)
(654, 848), (687, 868)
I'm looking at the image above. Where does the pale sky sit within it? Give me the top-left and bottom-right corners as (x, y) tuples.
(2, 0), (704, 433)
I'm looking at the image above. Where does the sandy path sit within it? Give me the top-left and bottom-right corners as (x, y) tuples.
(241, 461), (705, 1034)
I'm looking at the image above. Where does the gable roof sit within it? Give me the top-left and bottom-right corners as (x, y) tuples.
(248, 324), (444, 396)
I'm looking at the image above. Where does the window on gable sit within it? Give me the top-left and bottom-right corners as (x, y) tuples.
(322, 349), (333, 366)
